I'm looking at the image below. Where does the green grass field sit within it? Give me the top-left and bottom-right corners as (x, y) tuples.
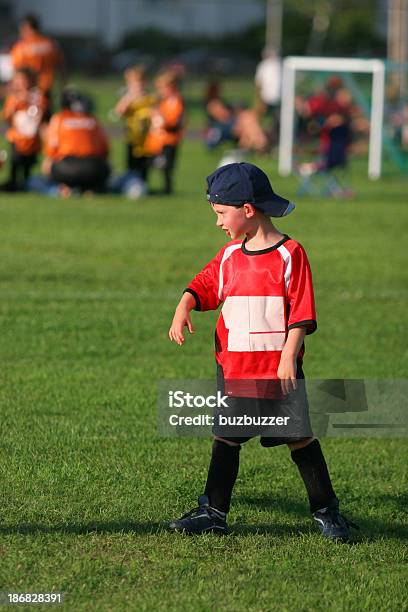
(0, 98), (408, 610)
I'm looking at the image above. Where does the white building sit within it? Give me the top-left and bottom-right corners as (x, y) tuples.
(9, 0), (265, 48)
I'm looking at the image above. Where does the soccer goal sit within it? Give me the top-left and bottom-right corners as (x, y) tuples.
(278, 56), (386, 180)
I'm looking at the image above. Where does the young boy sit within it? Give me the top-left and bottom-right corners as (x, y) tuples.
(2, 67), (47, 191)
(145, 70), (184, 194)
(168, 162), (356, 541)
(114, 65), (156, 181)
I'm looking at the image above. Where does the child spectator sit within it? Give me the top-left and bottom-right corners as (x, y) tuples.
(203, 82), (268, 154)
(1, 67), (47, 191)
(114, 65), (156, 181)
(205, 97), (269, 154)
(296, 77), (353, 156)
(234, 108), (269, 154)
(145, 70), (185, 194)
(205, 95), (237, 149)
(10, 13), (64, 113)
(40, 88), (110, 195)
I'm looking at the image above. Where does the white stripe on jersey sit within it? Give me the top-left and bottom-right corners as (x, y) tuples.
(218, 243), (242, 300)
(278, 244), (291, 293)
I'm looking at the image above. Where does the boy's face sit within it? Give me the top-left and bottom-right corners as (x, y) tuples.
(126, 71), (145, 93)
(212, 203), (254, 240)
(12, 72), (30, 93)
(156, 79), (176, 97)
(20, 23), (33, 39)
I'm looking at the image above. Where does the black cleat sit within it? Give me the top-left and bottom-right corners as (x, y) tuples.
(169, 495), (228, 534)
(313, 498), (358, 542)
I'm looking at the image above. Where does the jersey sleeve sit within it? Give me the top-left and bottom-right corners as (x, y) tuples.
(39, 92), (49, 118)
(2, 96), (16, 123)
(10, 42), (24, 69)
(44, 113), (61, 159)
(162, 96), (184, 131)
(94, 120), (109, 157)
(287, 244), (317, 335)
(184, 247), (225, 312)
(52, 40), (64, 68)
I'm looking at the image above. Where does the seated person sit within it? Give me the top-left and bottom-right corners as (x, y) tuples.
(234, 108), (269, 154)
(205, 97), (269, 154)
(205, 97), (237, 148)
(1, 67), (47, 191)
(41, 88), (110, 194)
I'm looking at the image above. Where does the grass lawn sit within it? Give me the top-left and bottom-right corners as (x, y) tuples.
(0, 125), (407, 608)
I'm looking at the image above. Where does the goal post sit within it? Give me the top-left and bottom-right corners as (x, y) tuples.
(278, 56), (386, 180)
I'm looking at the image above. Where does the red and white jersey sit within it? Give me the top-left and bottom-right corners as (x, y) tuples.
(186, 235), (316, 391)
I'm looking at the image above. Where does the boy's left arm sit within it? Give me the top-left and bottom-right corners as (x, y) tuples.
(279, 244), (317, 394)
(278, 327), (306, 395)
(2, 96), (16, 123)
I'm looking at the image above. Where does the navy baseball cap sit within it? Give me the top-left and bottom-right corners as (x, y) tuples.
(206, 162), (295, 217)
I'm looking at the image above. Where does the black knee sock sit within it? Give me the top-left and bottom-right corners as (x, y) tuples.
(204, 439), (241, 514)
(164, 169), (173, 194)
(291, 439), (337, 513)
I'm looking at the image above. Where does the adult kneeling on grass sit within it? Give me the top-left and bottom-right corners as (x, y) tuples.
(30, 88), (110, 196)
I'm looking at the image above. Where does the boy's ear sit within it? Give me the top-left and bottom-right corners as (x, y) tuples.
(243, 203), (257, 217)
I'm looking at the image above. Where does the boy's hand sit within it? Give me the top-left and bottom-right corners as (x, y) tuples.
(277, 356), (297, 395)
(41, 157), (52, 176)
(169, 308), (194, 345)
(278, 327), (307, 395)
(168, 292), (197, 346)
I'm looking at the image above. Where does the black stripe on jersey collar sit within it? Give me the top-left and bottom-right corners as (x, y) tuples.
(241, 234), (290, 256)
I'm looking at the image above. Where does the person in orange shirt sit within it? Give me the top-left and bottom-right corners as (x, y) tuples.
(40, 88), (110, 194)
(145, 70), (185, 194)
(10, 13), (64, 113)
(1, 67), (48, 191)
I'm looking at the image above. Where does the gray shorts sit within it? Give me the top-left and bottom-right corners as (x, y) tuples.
(214, 364), (313, 446)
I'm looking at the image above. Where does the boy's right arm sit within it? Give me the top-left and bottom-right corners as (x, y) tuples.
(169, 245), (227, 345)
(114, 92), (134, 116)
(168, 291), (196, 346)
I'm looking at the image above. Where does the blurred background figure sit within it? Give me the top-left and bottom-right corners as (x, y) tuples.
(234, 108), (269, 153)
(385, 83), (408, 152)
(0, 1), (403, 194)
(203, 80), (268, 154)
(114, 65), (156, 181)
(295, 77), (357, 198)
(296, 77), (351, 156)
(145, 69), (185, 195)
(10, 13), (64, 117)
(254, 46), (281, 143)
(1, 67), (47, 191)
(204, 82), (237, 149)
(30, 88), (110, 196)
